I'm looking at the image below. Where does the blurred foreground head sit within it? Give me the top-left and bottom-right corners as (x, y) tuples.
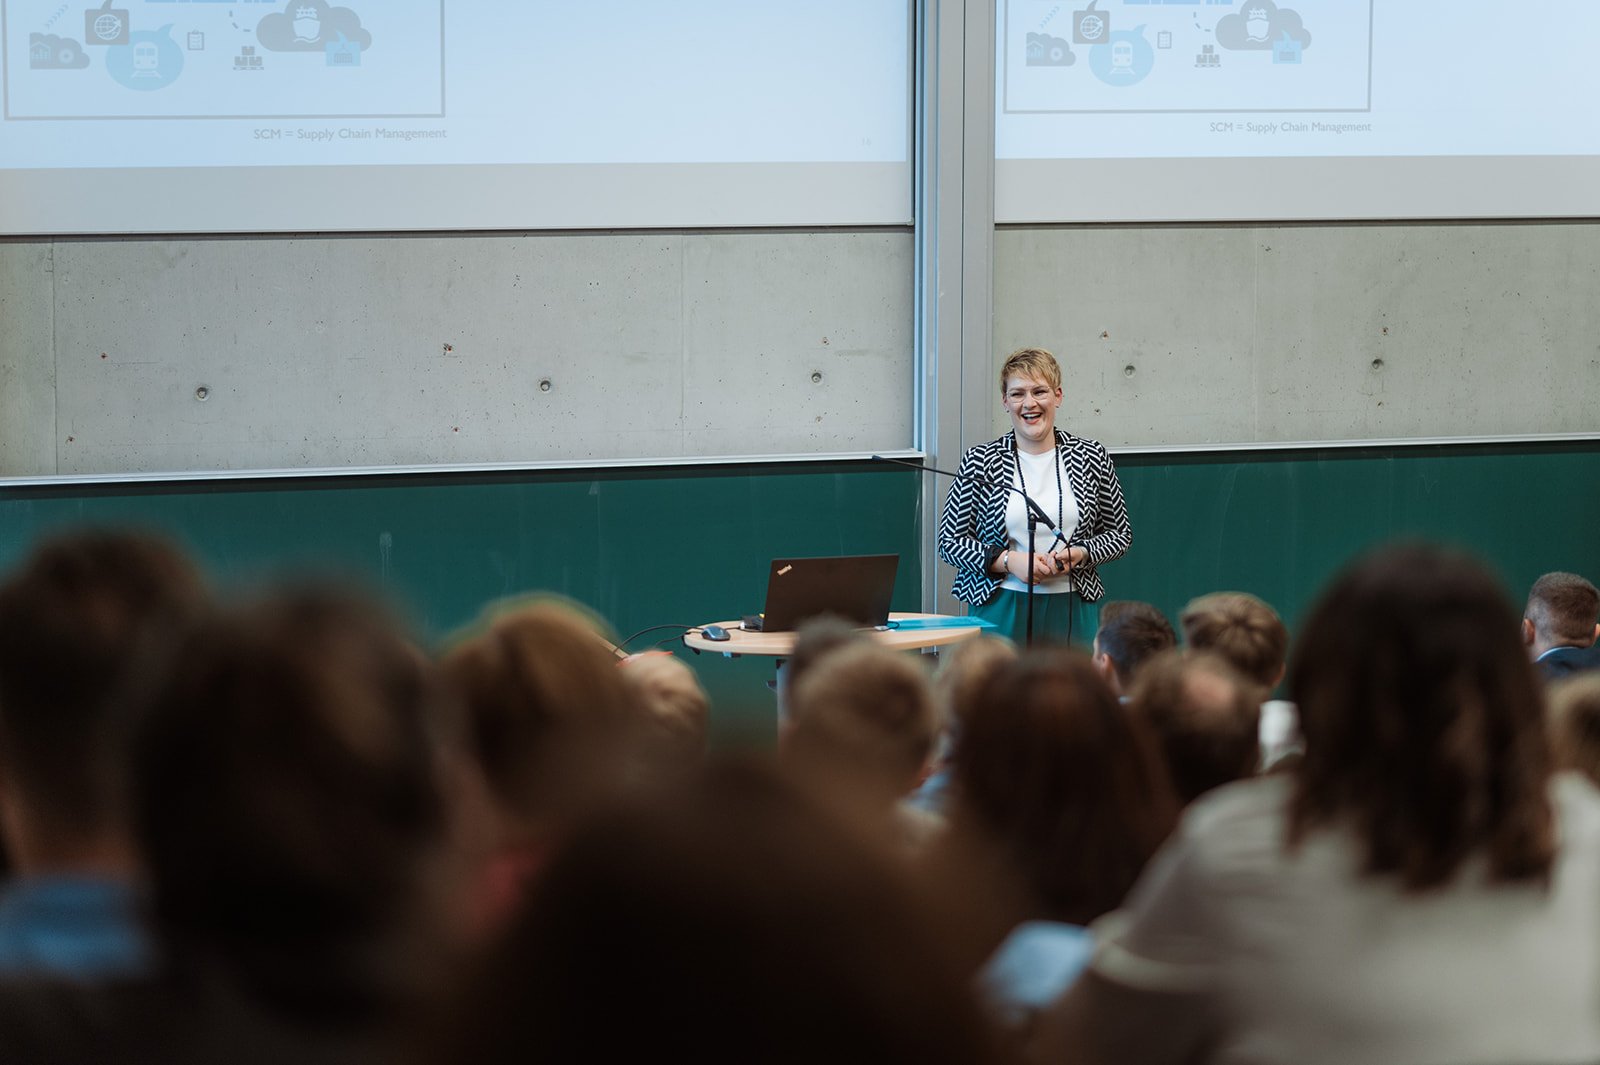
(131, 586), (457, 1014)
(1181, 591), (1288, 690)
(1129, 649), (1261, 805)
(955, 649), (1177, 926)
(433, 758), (1000, 1065)
(0, 528), (206, 872)
(1548, 673), (1600, 789)
(1289, 543), (1554, 888)
(440, 597), (641, 838)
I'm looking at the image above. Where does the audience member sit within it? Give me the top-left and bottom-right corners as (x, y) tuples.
(1091, 600), (1175, 698)
(1042, 543), (1600, 1065)
(424, 758), (1003, 1065)
(619, 651), (710, 769)
(933, 649), (1176, 1031)
(1127, 650), (1260, 805)
(777, 615), (866, 725)
(1523, 571), (1600, 682)
(1549, 673), (1600, 788)
(783, 641), (942, 850)
(1181, 590), (1298, 769)
(0, 530), (207, 981)
(907, 635), (1018, 815)
(440, 597), (645, 931)
(131, 588), (465, 1032)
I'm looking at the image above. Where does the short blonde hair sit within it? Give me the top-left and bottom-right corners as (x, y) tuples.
(999, 347), (1062, 394)
(788, 642), (938, 786)
(1180, 592), (1288, 689)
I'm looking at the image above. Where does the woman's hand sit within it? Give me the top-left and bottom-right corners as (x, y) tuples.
(1050, 546), (1088, 576)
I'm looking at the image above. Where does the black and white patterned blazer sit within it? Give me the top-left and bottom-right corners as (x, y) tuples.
(936, 428), (1132, 607)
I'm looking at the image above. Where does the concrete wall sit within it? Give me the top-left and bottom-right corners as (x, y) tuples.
(0, 230), (913, 476)
(993, 222), (1600, 447)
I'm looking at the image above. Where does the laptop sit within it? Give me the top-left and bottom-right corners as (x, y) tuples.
(743, 554), (899, 633)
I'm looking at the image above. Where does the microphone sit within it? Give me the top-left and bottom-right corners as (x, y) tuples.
(870, 454), (1068, 547)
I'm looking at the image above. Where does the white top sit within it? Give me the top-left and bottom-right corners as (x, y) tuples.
(1000, 446), (1079, 595)
(1083, 772), (1600, 1065)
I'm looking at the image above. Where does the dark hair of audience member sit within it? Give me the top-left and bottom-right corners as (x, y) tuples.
(1128, 650), (1261, 805)
(1180, 591), (1288, 690)
(427, 758), (1002, 1065)
(1287, 543), (1554, 889)
(130, 586), (458, 1019)
(1094, 601), (1176, 690)
(953, 650), (1178, 927)
(0, 529), (206, 851)
(1525, 572), (1600, 646)
(1549, 673), (1600, 789)
(440, 597), (641, 831)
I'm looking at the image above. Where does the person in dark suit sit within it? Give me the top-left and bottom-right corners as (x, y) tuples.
(1523, 571), (1600, 683)
(936, 347), (1131, 647)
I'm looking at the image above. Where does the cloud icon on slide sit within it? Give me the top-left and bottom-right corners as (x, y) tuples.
(1026, 33), (1076, 67)
(256, 0), (371, 52)
(29, 33), (90, 69)
(1216, 1), (1310, 51)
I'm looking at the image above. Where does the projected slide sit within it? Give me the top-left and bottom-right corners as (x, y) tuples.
(996, 0), (1600, 221)
(0, 2), (910, 232)
(5, 0), (443, 119)
(1003, 0), (1369, 114)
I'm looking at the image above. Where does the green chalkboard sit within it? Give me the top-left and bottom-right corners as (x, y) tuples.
(1104, 440), (1600, 642)
(0, 462), (924, 744)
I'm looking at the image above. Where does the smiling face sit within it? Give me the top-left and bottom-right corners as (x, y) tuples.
(1003, 374), (1063, 453)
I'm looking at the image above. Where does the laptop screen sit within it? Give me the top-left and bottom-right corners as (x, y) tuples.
(758, 554), (899, 632)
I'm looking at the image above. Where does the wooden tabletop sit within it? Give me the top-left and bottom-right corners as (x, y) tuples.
(681, 613), (987, 658)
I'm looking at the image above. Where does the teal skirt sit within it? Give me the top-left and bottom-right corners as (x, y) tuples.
(972, 587), (1099, 650)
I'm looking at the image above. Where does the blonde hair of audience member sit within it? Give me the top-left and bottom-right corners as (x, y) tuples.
(778, 615), (868, 725)
(426, 759), (1004, 1065)
(951, 650), (1178, 931)
(619, 651), (710, 768)
(440, 598), (646, 931)
(1549, 673), (1600, 788)
(786, 641), (939, 799)
(1180, 591), (1288, 690)
(1128, 649), (1261, 805)
(130, 586), (462, 1019)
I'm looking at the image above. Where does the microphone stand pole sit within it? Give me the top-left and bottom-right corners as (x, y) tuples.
(872, 455), (1065, 649)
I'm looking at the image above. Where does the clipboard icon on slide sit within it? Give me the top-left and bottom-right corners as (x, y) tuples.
(86, 0), (129, 46)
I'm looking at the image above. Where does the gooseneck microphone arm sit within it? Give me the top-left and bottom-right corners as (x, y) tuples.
(872, 454), (1067, 647)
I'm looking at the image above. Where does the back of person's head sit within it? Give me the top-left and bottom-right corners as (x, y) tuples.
(429, 758), (997, 1065)
(786, 642), (938, 798)
(130, 585), (456, 1013)
(1180, 591), (1288, 690)
(953, 649), (1177, 926)
(0, 529), (206, 857)
(1288, 543), (1554, 889)
(1524, 571), (1600, 648)
(1093, 601), (1175, 694)
(933, 635), (1018, 734)
(1549, 673), (1600, 789)
(1128, 650), (1260, 805)
(781, 615), (867, 708)
(441, 597), (639, 830)
(619, 652), (709, 768)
